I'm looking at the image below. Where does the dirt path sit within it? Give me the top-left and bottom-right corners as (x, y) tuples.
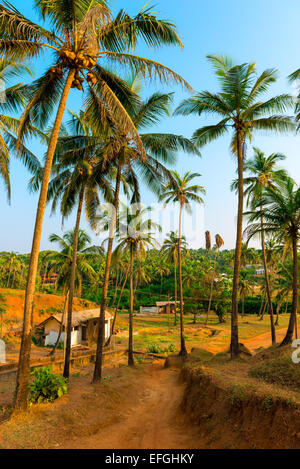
(64, 364), (202, 449)
(243, 328), (287, 353)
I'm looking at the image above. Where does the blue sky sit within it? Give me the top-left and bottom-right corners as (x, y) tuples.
(0, 0), (299, 252)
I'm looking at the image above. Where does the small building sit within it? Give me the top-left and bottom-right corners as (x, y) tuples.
(40, 273), (59, 287)
(255, 268), (265, 276)
(156, 301), (180, 315)
(37, 308), (113, 348)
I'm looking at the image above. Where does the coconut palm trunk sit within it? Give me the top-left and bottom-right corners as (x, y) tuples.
(230, 133), (243, 358)
(111, 268), (120, 308)
(260, 208), (276, 344)
(178, 201), (187, 357)
(50, 290), (69, 357)
(63, 183), (85, 379)
(174, 260), (178, 326)
(281, 234), (298, 345)
(93, 161), (122, 383)
(206, 251), (217, 326)
(14, 69), (76, 410)
(106, 264), (130, 347)
(128, 243), (135, 366)
(6, 261), (12, 288)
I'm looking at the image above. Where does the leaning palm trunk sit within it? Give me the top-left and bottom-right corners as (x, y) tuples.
(275, 297), (283, 326)
(14, 69), (76, 410)
(178, 202), (187, 357)
(258, 290), (266, 317)
(128, 244), (135, 366)
(281, 235), (298, 345)
(106, 264), (130, 347)
(93, 161), (122, 383)
(260, 209), (276, 344)
(63, 183), (85, 379)
(260, 297), (268, 320)
(230, 134), (243, 358)
(50, 291), (69, 357)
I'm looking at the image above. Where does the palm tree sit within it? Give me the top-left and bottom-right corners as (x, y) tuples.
(175, 55), (295, 357)
(3, 251), (18, 288)
(0, 58), (39, 200)
(156, 263), (171, 295)
(113, 206), (160, 366)
(206, 234), (224, 326)
(162, 231), (187, 326)
(238, 271), (252, 317)
(160, 171), (205, 356)
(0, 0), (189, 409)
(245, 178), (300, 345)
(92, 80), (199, 383)
(182, 268), (196, 288)
(234, 148), (288, 344)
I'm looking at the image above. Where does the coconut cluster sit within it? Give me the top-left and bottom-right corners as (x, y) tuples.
(49, 50), (98, 91)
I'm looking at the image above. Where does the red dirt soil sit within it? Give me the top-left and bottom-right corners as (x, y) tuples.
(0, 288), (96, 329)
(63, 363), (203, 450)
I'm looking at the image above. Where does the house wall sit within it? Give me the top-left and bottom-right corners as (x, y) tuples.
(44, 317), (82, 347)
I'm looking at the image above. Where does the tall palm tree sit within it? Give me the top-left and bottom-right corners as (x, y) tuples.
(113, 206), (160, 366)
(160, 171), (205, 356)
(175, 55), (294, 357)
(245, 178), (300, 345)
(92, 81), (199, 383)
(162, 231), (187, 326)
(233, 148), (288, 344)
(0, 0), (189, 409)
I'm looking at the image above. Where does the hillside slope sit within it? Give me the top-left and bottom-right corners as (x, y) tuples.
(0, 288), (97, 332)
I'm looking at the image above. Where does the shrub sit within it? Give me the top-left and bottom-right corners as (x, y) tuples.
(168, 343), (177, 353)
(147, 343), (177, 354)
(29, 367), (68, 403)
(147, 344), (163, 354)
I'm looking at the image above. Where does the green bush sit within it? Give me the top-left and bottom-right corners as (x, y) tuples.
(29, 367), (68, 403)
(147, 344), (163, 354)
(147, 343), (177, 354)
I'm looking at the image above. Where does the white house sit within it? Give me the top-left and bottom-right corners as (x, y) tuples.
(255, 268), (265, 276)
(37, 308), (113, 348)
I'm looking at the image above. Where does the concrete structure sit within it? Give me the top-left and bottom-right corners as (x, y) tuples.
(37, 308), (113, 348)
(139, 306), (159, 314)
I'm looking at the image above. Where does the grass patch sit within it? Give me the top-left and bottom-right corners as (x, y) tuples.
(249, 356), (300, 390)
